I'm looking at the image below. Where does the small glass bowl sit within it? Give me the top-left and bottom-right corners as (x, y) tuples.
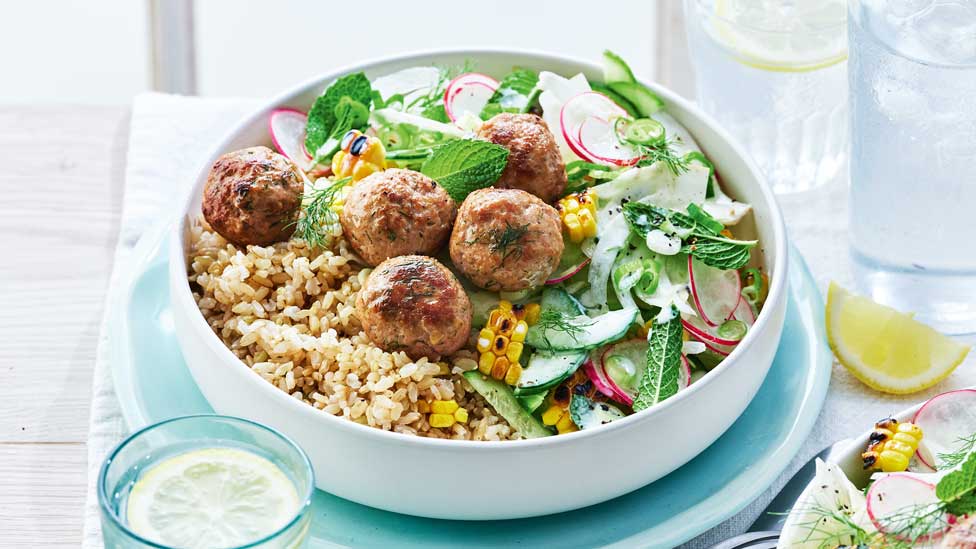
(98, 415), (314, 549)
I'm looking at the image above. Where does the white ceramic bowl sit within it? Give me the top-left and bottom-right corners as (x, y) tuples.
(169, 50), (788, 520)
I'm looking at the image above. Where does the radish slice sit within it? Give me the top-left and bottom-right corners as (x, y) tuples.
(560, 92), (639, 167)
(583, 359), (619, 400)
(729, 296), (757, 326)
(680, 355), (692, 389)
(546, 257), (590, 285)
(912, 389), (976, 470)
(600, 339), (644, 405)
(269, 108), (312, 170)
(443, 73), (498, 123)
(688, 256), (742, 327)
(682, 314), (742, 347)
(866, 474), (949, 541)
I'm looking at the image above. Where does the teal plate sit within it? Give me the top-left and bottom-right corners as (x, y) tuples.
(110, 231), (830, 549)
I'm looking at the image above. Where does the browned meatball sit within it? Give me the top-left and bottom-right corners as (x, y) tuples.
(202, 146), (304, 246)
(943, 515), (976, 548)
(449, 188), (564, 291)
(356, 255), (471, 359)
(477, 113), (567, 203)
(340, 169), (457, 267)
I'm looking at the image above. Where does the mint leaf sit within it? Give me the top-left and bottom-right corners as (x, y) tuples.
(421, 139), (509, 202)
(480, 68), (539, 119)
(305, 72), (372, 155)
(937, 451), (976, 516)
(311, 97), (370, 162)
(623, 202), (757, 270)
(632, 309), (682, 412)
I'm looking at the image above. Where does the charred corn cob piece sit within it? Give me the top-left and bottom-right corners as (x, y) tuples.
(476, 301), (538, 385)
(862, 418), (923, 472)
(331, 130), (387, 181)
(556, 190), (598, 243)
(540, 371), (601, 434)
(427, 399), (469, 428)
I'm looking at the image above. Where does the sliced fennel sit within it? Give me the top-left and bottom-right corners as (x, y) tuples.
(371, 108), (466, 138)
(371, 67), (441, 112)
(538, 71), (591, 162)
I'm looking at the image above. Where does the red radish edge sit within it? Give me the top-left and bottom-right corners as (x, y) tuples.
(729, 295), (757, 324)
(268, 108), (312, 161)
(559, 92), (639, 167)
(599, 340), (641, 405)
(546, 257), (591, 285)
(681, 317), (742, 347)
(583, 359), (618, 400)
(688, 255), (742, 327)
(574, 119), (640, 167)
(443, 73), (498, 123)
(912, 389), (976, 470)
(867, 474), (948, 541)
(680, 355), (692, 388)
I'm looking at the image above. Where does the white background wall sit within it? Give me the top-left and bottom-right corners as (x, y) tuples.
(0, 0), (659, 103)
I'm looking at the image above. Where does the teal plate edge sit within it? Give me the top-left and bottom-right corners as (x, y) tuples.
(109, 231), (831, 549)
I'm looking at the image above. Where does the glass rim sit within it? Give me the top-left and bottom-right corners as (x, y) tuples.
(97, 414), (315, 549)
(693, 0), (847, 35)
(849, 1), (976, 69)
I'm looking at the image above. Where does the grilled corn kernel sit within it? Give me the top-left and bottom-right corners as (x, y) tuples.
(506, 341), (524, 363)
(498, 300), (513, 312)
(431, 400), (459, 414)
(862, 418), (922, 471)
(476, 329), (494, 353)
(564, 214), (584, 242)
(430, 413), (455, 428)
(492, 335), (510, 356)
(417, 401), (430, 413)
(331, 130), (387, 181)
(578, 190), (597, 215)
(495, 315), (516, 337)
(511, 320), (529, 343)
(491, 356), (510, 380)
(487, 309), (503, 330)
(504, 362), (522, 385)
(524, 303), (541, 325)
(478, 352), (495, 375)
(578, 208), (597, 238)
(542, 405), (564, 426)
(453, 408), (469, 423)
(556, 412), (577, 434)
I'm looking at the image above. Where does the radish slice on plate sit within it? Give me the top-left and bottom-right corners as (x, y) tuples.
(269, 108), (312, 170)
(560, 91), (639, 167)
(583, 359), (619, 400)
(729, 296), (756, 326)
(866, 473), (949, 541)
(443, 73), (498, 123)
(682, 314), (742, 347)
(688, 256), (742, 327)
(912, 389), (976, 470)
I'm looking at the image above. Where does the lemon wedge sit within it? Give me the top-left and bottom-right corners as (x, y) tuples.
(826, 282), (971, 394)
(709, 0), (848, 72)
(126, 447), (300, 548)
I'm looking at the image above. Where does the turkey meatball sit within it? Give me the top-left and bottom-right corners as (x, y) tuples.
(477, 113), (567, 203)
(202, 146), (304, 246)
(449, 188), (564, 291)
(356, 255), (471, 360)
(340, 169), (456, 266)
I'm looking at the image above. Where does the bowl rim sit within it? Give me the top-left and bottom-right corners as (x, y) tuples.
(170, 47), (789, 450)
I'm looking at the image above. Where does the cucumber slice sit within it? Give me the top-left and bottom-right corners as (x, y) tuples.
(590, 82), (639, 118)
(607, 81), (665, 117)
(463, 372), (552, 438)
(514, 350), (587, 395)
(540, 287), (586, 316)
(526, 308), (638, 352)
(570, 394), (626, 430)
(602, 50), (636, 84)
(516, 392), (547, 414)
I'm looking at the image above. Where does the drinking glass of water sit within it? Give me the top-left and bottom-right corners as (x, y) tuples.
(684, 0), (849, 193)
(849, 0), (976, 334)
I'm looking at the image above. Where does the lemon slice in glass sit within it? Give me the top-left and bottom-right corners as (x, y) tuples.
(708, 0), (848, 72)
(126, 447), (300, 548)
(826, 282), (971, 394)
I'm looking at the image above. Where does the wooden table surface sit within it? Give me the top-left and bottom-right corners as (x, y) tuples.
(0, 107), (129, 547)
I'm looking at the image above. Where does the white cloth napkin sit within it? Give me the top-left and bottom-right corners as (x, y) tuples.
(83, 93), (976, 549)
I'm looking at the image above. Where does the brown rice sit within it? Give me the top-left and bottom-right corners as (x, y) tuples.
(186, 220), (519, 440)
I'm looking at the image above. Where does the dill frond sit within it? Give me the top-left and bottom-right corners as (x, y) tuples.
(292, 177), (350, 249)
(937, 431), (976, 469)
